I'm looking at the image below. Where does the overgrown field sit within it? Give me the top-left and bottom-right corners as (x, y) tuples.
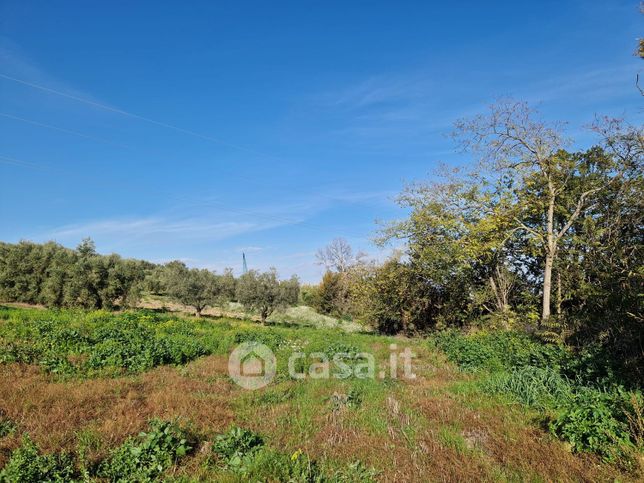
(0, 306), (641, 481)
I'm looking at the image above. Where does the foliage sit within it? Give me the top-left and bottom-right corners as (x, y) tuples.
(430, 329), (567, 372)
(315, 271), (349, 317)
(484, 365), (573, 409)
(0, 310), (211, 376)
(159, 262), (235, 316)
(0, 435), (77, 482)
(212, 426), (264, 472)
(350, 257), (439, 334)
(211, 427), (376, 482)
(236, 269), (300, 323)
(99, 419), (193, 482)
(549, 389), (636, 462)
(432, 328), (643, 463)
(0, 239), (148, 310)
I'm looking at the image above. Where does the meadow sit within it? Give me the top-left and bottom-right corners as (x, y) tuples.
(0, 305), (640, 482)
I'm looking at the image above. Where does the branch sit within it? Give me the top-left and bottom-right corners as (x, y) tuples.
(555, 187), (602, 241)
(513, 218), (545, 242)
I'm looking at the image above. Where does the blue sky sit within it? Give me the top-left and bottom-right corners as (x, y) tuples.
(0, 1), (641, 282)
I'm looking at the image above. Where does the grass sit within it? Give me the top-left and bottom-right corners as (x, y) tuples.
(0, 305), (640, 481)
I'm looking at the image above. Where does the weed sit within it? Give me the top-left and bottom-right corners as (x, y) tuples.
(99, 419), (193, 482)
(0, 435), (77, 482)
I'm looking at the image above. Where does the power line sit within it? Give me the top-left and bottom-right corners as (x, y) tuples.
(0, 72), (278, 159)
(0, 112), (130, 148)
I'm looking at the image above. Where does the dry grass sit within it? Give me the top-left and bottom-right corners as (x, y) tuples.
(0, 356), (236, 467)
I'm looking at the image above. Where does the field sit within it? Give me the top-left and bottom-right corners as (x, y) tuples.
(0, 306), (640, 482)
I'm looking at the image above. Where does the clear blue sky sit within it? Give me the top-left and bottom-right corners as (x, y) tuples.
(0, 1), (641, 282)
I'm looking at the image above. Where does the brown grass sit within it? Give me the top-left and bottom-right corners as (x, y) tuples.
(0, 356), (236, 466)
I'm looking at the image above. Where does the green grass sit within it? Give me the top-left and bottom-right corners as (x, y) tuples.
(0, 306), (640, 481)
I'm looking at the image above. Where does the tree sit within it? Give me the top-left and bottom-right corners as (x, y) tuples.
(163, 262), (224, 317)
(315, 271), (346, 316)
(236, 269), (299, 323)
(453, 100), (633, 324)
(316, 238), (364, 273)
(349, 255), (439, 334)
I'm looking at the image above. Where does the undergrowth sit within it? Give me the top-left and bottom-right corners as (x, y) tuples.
(431, 329), (643, 467)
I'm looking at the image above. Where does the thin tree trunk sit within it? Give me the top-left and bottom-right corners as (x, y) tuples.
(542, 253), (553, 324)
(556, 271), (562, 318)
(541, 184), (556, 326)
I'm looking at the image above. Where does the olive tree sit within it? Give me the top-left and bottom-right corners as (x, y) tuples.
(236, 269), (299, 323)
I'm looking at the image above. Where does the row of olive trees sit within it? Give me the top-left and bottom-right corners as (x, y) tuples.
(0, 239), (300, 322)
(147, 261), (299, 321)
(0, 238), (150, 309)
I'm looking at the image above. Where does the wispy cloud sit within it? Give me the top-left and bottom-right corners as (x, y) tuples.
(321, 74), (433, 110)
(0, 38), (114, 108)
(44, 217), (277, 244)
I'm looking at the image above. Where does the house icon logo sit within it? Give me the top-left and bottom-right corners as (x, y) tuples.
(228, 342), (276, 390)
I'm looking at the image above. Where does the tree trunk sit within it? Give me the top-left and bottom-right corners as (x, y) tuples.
(541, 184), (556, 326)
(542, 251), (553, 324)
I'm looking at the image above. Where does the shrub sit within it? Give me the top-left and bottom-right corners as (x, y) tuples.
(0, 435), (77, 482)
(430, 330), (567, 372)
(99, 419), (193, 482)
(549, 388), (635, 462)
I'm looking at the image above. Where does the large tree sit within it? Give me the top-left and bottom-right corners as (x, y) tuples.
(453, 101), (640, 324)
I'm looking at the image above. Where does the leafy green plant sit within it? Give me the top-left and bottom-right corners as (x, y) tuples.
(99, 419), (193, 482)
(0, 435), (77, 482)
(549, 388), (635, 462)
(212, 426), (264, 472)
(0, 412), (17, 438)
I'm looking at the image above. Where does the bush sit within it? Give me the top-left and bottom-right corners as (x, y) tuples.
(430, 330), (567, 373)
(549, 388), (636, 462)
(0, 435), (77, 482)
(99, 419), (193, 482)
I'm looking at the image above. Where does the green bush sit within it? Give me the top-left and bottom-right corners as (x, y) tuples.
(549, 388), (635, 462)
(99, 419), (193, 482)
(0, 435), (77, 482)
(430, 330), (567, 372)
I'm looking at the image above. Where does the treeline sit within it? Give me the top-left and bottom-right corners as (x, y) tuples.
(309, 102), (643, 384)
(0, 239), (299, 321)
(0, 239), (149, 310)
